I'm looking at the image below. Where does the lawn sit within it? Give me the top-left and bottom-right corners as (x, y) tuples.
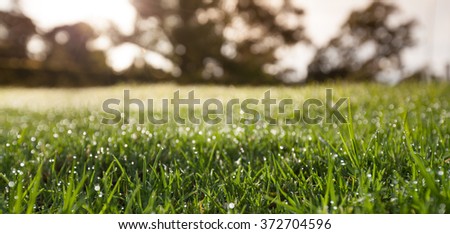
(0, 82), (449, 214)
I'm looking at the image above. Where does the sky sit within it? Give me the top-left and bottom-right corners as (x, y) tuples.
(0, 0), (449, 78)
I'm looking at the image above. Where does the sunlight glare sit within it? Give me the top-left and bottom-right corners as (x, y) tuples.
(106, 43), (141, 72)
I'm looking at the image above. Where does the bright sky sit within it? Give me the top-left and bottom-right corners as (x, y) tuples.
(0, 0), (449, 77)
(20, 0), (136, 35)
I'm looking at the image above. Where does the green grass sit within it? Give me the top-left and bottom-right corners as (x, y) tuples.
(0, 82), (449, 214)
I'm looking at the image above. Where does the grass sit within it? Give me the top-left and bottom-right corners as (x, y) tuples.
(0, 82), (449, 214)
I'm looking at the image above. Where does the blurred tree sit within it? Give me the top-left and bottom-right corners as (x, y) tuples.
(43, 23), (109, 73)
(40, 22), (114, 86)
(0, 11), (36, 59)
(127, 0), (308, 84)
(307, 1), (416, 82)
(0, 4), (115, 87)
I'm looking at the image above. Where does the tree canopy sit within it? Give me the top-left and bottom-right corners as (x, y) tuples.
(307, 1), (416, 83)
(127, 0), (309, 84)
(0, 11), (36, 59)
(0, 10), (112, 86)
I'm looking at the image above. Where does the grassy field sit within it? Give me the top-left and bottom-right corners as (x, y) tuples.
(0, 82), (449, 214)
